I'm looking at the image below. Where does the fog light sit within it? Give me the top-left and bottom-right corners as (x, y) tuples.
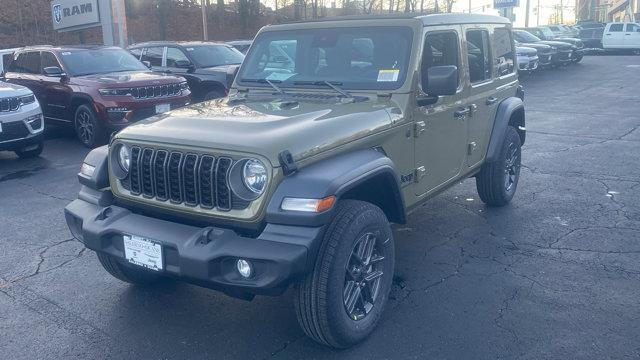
(236, 259), (252, 278)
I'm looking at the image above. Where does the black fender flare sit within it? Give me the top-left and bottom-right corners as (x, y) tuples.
(265, 149), (406, 227)
(485, 97), (525, 163)
(78, 145), (109, 190)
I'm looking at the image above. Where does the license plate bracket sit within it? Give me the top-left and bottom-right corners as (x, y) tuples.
(123, 235), (163, 271)
(155, 103), (170, 114)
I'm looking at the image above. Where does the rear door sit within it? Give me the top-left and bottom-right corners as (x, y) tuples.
(6, 51), (42, 102)
(624, 23), (640, 48)
(140, 46), (165, 71)
(463, 25), (495, 168)
(413, 26), (470, 196)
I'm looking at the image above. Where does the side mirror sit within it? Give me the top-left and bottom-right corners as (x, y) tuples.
(141, 60), (151, 68)
(43, 66), (64, 77)
(174, 60), (193, 69)
(417, 65), (458, 107)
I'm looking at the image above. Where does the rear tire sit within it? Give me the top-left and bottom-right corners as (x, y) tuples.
(97, 252), (163, 285)
(14, 142), (44, 159)
(476, 126), (522, 207)
(74, 104), (106, 148)
(294, 200), (395, 348)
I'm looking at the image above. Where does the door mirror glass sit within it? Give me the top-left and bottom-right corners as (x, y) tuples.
(174, 59), (193, 68)
(43, 66), (64, 76)
(422, 65), (458, 96)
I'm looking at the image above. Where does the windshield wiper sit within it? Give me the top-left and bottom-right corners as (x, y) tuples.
(293, 80), (354, 100)
(240, 78), (286, 96)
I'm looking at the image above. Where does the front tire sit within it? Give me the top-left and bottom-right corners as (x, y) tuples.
(97, 252), (163, 285)
(14, 142), (44, 159)
(476, 126), (522, 206)
(202, 89), (225, 101)
(294, 200), (395, 348)
(74, 104), (106, 148)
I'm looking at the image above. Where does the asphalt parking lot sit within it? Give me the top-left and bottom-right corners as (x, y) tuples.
(1, 55), (639, 359)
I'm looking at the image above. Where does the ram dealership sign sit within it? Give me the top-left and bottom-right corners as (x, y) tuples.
(51, 0), (100, 31)
(494, 0), (519, 8)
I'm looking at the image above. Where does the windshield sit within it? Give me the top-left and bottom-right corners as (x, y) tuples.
(185, 45), (244, 67)
(514, 31), (541, 43)
(237, 26), (414, 91)
(539, 27), (555, 37)
(60, 48), (148, 76)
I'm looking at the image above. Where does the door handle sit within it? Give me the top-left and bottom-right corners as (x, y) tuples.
(454, 107), (470, 118)
(486, 97), (498, 105)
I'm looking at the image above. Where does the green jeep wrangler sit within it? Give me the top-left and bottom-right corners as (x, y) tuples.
(65, 14), (525, 348)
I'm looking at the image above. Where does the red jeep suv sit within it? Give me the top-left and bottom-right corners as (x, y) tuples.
(4, 46), (191, 147)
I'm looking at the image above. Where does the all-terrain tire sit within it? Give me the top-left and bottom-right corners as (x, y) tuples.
(293, 200), (395, 348)
(476, 126), (522, 206)
(97, 252), (163, 285)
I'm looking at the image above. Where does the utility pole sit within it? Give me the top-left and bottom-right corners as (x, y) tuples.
(560, 0), (564, 23)
(525, 0), (531, 27)
(536, 0), (540, 25)
(202, 0), (209, 41)
(469, 0), (472, 13)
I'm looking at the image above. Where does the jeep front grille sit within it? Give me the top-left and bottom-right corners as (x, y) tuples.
(131, 84), (181, 99)
(120, 146), (249, 211)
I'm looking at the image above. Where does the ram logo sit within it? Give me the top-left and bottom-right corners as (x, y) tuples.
(53, 4), (62, 23)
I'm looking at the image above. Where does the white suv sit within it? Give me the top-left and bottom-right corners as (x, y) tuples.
(603, 22), (640, 50)
(0, 81), (45, 158)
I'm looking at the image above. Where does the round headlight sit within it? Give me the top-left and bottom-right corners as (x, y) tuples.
(118, 144), (131, 172)
(243, 159), (267, 194)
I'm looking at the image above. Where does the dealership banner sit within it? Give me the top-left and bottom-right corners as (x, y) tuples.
(494, 0), (519, 8)
(51, 0), (100, 31)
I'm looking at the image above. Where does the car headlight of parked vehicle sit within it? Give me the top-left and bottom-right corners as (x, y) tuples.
(110, 143), (131, 179)
(229, 158), (268, 200)
(179, 82), (189, 91)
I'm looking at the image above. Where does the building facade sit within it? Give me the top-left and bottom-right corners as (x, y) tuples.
(576, 0), (639, 22)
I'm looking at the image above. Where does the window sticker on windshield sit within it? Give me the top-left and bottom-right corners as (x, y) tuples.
(266, 72), (295, 81)
(186, 48), (195, 51)
(377, 69), (399, 82)
(61, 52), (71, 56)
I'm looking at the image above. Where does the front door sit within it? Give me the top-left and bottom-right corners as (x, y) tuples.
(605, 23), (626, 47)
(414, 26), (469, 196)
(38, 51), (72, 121)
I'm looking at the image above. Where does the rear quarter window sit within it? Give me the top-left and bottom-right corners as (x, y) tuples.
(493, 27), (515, 76)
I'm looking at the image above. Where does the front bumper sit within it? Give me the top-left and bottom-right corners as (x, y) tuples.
(64, 194), (323, 297)
(553, 50), (573, 64)
(518, 55), (539, 72)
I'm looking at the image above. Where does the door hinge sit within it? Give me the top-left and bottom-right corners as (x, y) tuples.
(414, 166), (427, 182)
(468, 142), (477, 155)
(414, 121), (426, 138)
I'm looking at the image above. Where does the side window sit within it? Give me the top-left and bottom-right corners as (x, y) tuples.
(12, 51), (41, 74)
(609, 24), (624, 32)
(166, 47), (189, 67)
(129, 48), (143, 60)
(626, 23), (639, 32)
(466, 29), (491, 83)
(141, 47), (164, 66)
(493, 27), (515, 76)
(422, 31), (460, 91)
(40, 52), (61, 72)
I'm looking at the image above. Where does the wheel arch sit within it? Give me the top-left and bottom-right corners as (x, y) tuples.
(486, 97), (525, 163)
(265, 149), (407, 227)
(68, 93), (95, 118)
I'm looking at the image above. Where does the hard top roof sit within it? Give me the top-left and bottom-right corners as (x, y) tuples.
(129, 41), (229, 48)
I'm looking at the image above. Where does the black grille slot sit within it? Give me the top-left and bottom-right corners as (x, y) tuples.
(154, 150), (169, 201)
(141, 148), (154, 197)
(129, 147), (142, 194)
(182, 154), (198, 206)
(0, 97), (20, 112)
(130, 84), (181, 99)
(216, 157), (232, 211)
(117, 147), (249, 212)
(168, 152), (183, 203)
(198, 156), (216, 208)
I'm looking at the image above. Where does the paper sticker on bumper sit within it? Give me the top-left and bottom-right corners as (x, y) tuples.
(123, 235), (163, 271)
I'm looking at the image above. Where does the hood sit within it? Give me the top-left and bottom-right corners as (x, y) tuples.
(537, 40), (573, 50)
(516, 46), (537, 55)
(0, 81), (32, 96)
(116, 94), (395, 166)
(197, 64), (240, 74)
(553, 37), (583, 46)
(517, 42), (552, 52)
(75, 71), (184, 87)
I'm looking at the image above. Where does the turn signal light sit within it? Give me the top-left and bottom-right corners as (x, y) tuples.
(281, 195), (336, 213)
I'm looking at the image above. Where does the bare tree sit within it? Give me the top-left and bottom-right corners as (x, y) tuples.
(443, 0), (455, 12)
